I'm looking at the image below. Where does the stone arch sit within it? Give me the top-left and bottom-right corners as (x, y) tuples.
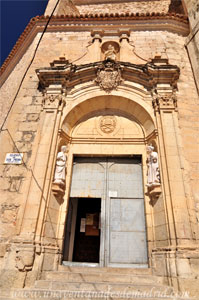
(62, 94), (155, 138)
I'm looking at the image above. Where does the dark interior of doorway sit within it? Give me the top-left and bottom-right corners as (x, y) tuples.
(73, 198), (101, 263)
(63, 198), (101, 263)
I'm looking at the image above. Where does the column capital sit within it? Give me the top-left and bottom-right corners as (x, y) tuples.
(43, 93), (66, 110)
(152, 91), (177, 113)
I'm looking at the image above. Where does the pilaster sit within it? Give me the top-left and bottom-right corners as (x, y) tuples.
(152, 87), (194, 245)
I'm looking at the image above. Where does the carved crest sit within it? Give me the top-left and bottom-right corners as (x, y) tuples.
(95, 61), (123, 93)
(99, 116), (117, 134)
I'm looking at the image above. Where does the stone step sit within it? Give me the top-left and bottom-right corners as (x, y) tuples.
(0, 291), (192, 300)
(43, 270), (165, 285)
(35, 279), (173, 293)
(0, 287), (193, 300)
(58, 264), (152, 275)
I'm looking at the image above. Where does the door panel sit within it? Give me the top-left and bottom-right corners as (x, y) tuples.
(110, 231), (147, 264)
(70, 158), (105, 198)
(108, 158), (144, 199)
(110, 198), (146, 232)
(109, 198), (148, 265)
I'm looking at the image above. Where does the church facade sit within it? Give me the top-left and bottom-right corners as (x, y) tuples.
(0, 0), (199, 299)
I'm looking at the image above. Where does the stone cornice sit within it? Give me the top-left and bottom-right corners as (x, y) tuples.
(36, 59), (180, 92)
(0, 13), (188, 86)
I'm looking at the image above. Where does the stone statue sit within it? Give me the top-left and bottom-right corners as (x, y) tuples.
(53, 145), (68, 185)
(104, 44), (117, 60)
(146, 145), (160, 187)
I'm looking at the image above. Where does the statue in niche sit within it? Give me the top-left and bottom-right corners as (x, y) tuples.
(53, 145), (68, 185)
(146, 145), (160, 187)
(104, 44), (117, 61)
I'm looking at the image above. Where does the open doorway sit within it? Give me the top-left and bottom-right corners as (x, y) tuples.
(63, 198), (101, 263)
(63, 157), (148, 268)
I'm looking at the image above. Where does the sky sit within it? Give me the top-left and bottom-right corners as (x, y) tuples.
(0, 0), (48, 66)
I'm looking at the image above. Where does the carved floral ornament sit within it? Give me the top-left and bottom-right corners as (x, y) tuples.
(95, 60), (123, 93)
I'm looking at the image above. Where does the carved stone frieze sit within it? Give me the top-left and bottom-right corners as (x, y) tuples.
(95, 60), (123, 93)
(152, 93), (177, 112)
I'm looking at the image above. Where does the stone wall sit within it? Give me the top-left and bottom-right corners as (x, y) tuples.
(184, 0), (199, 92)
(0, 34), (42, 130)
(184, 0), (199, 29)
(45, 0), (79, 16)
(1, 27), (198, 243)
(77, 0), (171, 14)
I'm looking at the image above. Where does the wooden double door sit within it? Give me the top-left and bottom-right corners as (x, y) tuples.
(63, 157), (148, 268)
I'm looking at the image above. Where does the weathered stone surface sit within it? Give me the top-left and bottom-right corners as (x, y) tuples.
(76, 0), (171, 15)
(0, 0), (198, 298)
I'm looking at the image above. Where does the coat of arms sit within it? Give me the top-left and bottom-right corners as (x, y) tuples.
(95, 61), (123, 93)
(99, 116), (117, 134)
